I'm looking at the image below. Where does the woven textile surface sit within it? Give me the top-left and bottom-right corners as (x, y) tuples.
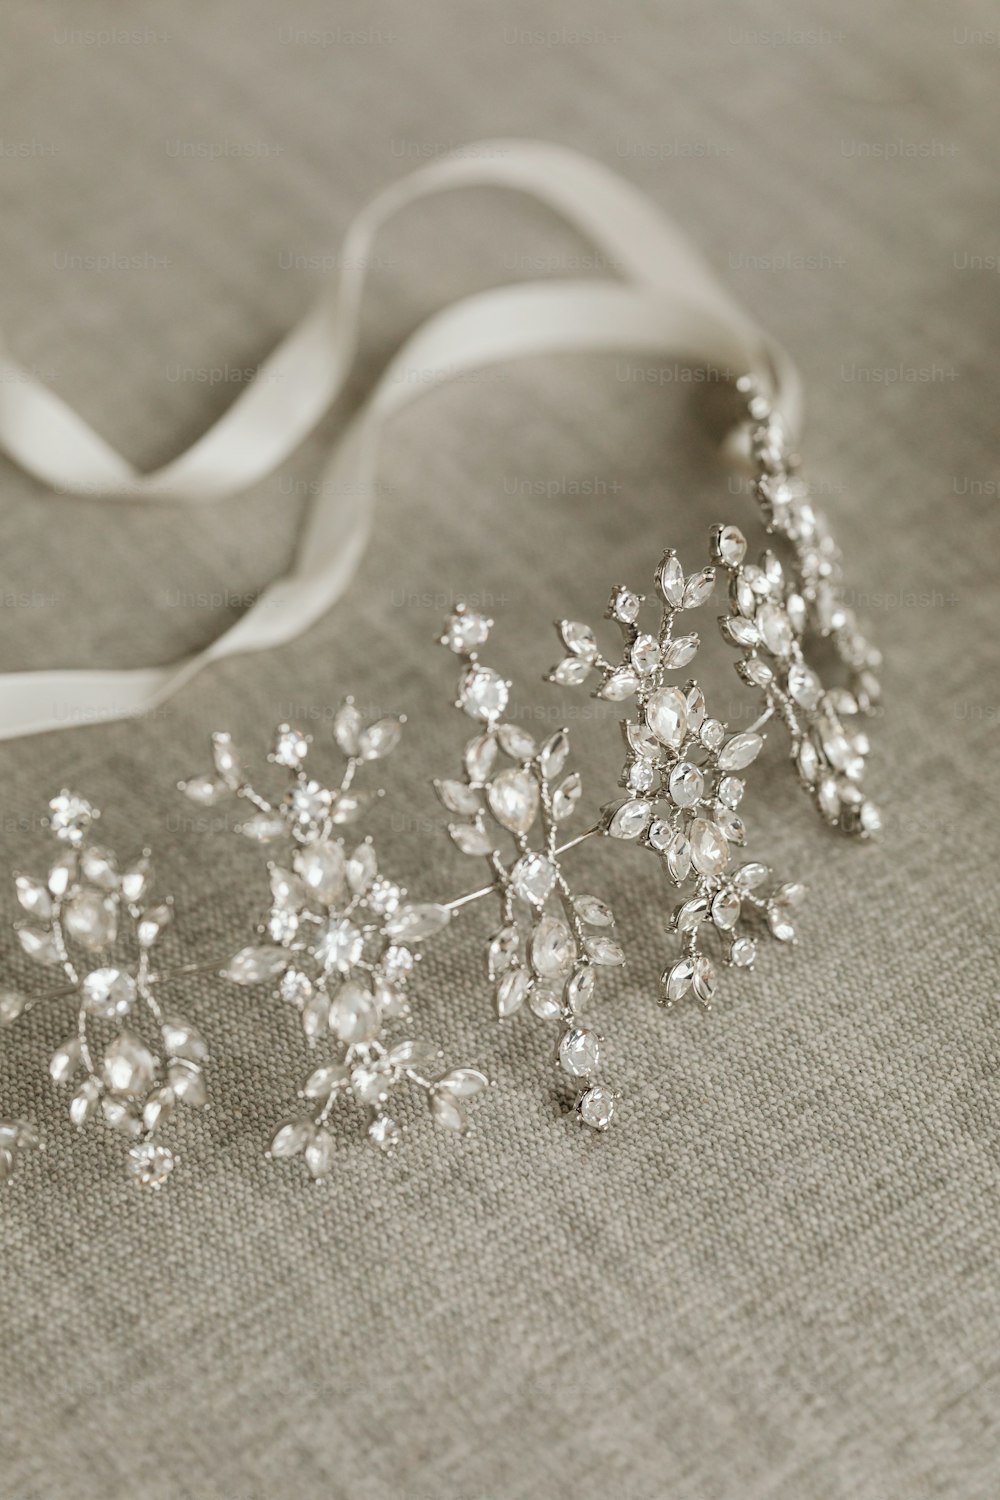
(0, 3), (997, 1497)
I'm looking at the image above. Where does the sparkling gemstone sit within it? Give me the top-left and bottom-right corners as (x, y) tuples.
(559, 620), (597, 659)
(715, 525), (747, 567)
(0, 990), (27, 1025)
(161, 1015), (208, 1063)
(550, 657), (590, 687)
(530, 915), (576, 978)
(711, 890), (741, 930)
(626, 720), (660, 759)
(734, 862), (769, 891)
(351, 1063), (391, 1105)
(573, 895), (613, 927)
(82, 967), (136, 1020)
(369, 1116), (401, 1151)
(683, 568), (715, 608)
(315, 917), (364, 973)
(328, 980), (379, 1043)
(566, 967), (596, 1013)
(102, 1032), (155, 1096)
(496, 969), (530, 1017)
(465, 733), (498, 782)
(539, 731), (570, 780)
(510, 853), (557, 907)
(788, 662), (822, 710)
(610, 586), (641, 623)
(443, 609), (490, 653)
(721, 615), (759, 648)
(645, 687), (688, 748)
(579, 1085), (616, 1130)
(608, 800), (652, 839)
(385, 903), (450, 942)
(552, 772), (583, 821)
(272, 724), (310, 767)
(305, 1131), (337, 1179)
(459, 665), (509, 722)
(700, 719), (725, 751)
(730, 937), (757, 967)
(690, 819), (729, 877)
(598, 669), (639, 701)
(718, 733), (763, 771)
(380, 946), (413, 981)
(487, 769), (540, 834)
(657, 552), (684, 608)
(631, 634), (661, 674)
(664, 958), (694, 1001)
(646, 819), (672, 852)
(860, 801), (883, 837)
(663, 635), (699, 669)
(818, 774), (840, 820)
(685, 685), (706, 732)
(528, 983), (563, 1021)
(18, 927), (60, 966)
(125, 1142), (174, 1189)
(797, 740), (820, 783)
(559, 1028), (600, 1078)
(347, 841), (378, 892)
(665, 831), (692, 882)
(585, 937), (625, 966)
(674, 896), (708, 932)
(168, 1061), (206, 1106)
(741, 656), (774, 688)
(668, 762), (703, 808)
(284, 779), (332, 828)
(270, 1118), (314, 1158)
(294, 840), (346, 906)
(486, 926), (520, 979)
(64, 890), (118, 952)
(757, 603), (793, 657)
(498, 723), (537, 759)
(692, 955), (716, 1004)
(358, 717), (402, 761)
(47, 792), (94, 844)
(80, 846), (118, 890)
(627, 761), (655, 792)
(719, 776), (744, 808)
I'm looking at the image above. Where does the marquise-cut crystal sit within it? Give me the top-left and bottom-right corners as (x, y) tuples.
(657, 553), (684, 608)
(788, 662), (822, 710)
(757, 602), (793, 657)
(530, 915), (576, 978)
(715, 525), (747, 567)
(496, 969), (530, 1017)
(608, 799), (651, 839)
(718, 733), (763, 771)
(689, 819), (729, 877)
(668, 762), (703, 808)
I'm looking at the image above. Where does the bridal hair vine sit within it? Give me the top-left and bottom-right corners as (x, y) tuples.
(181, 719), (491, 1178)
(3, 794), (208, 1188)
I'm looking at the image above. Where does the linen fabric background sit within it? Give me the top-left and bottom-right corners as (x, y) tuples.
(1, 3), (997, 1497)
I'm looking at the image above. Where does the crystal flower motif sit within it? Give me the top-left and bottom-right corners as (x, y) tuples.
(547, 555), (804, 1008)
(438, 606), (622, 1131)
(182, 711), (487, 1175)
(2, 794), (206, 1188)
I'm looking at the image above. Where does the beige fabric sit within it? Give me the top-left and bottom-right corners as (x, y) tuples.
(1, 3), (997, 1497)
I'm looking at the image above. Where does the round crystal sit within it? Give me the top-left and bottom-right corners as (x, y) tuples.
(125, 1142), (174, 1189)
(719, 776), (744, 808)
(444, 610), (490, 653)
(316, 917), (364, 973)
(579, 1085), (615, 1130)
(82, 967), (136, 1020)
(559, 1028), (600, 1078)
(460, 665), (509, 722)
(668, 762), (704, 808)
(611, 587), (641, 623)
(716, 525), (747, 567)
(757, 602), (793, 657)
(730, 937), (756, 967)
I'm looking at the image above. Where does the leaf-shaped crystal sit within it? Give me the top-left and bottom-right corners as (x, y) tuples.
(434, 779), (481, 816)
(718, 733), (764, 771)
(663, 635), (699, 670)
(346, 841), (377, 893)
(302, 1064), (347, 1100)
(435, 1068), (488, 1099)
(550, 656), (591, 687)
(294, 840), (346, 906)
(530, 915), (576, 978)
(509, 853), (556, 908)
(464, 732), (498, 783)
(162, 1015), (208, 1063)
(645, 686), (688, 748)
(333, 701), (362, 757)
(18, 928), (60, 966)
(573, 894), (613, 927)
(211, 733), (242, 788)
(430, 1091), (467, 1132)
(239, 812), (286, 842)
(734, 862), (770, 890)
(682, 568), (715, 608)
(305, 1130), (337, 1180)
(486, 926), (520, 979)
(559, 621), (598, 659)
(358, 716), (402, 761)
(663, 958), (694, 1002)
(538, 730), (570, 781)
(49, 1037), (81, 1084)
(180, 775), (225, 806)
(657, 551), (684, 608)
(496, 969), (529, 1018)
(102, 1031), (155, 1096)
(222, 946), (289, 985)
(720, 616), (760, 648)
(328, 980), (380, 1044)
(270, 1118), (314, 1158)
(607, 799), (651, 840)
(385, 903), (451, 942)
(711, 890), (741, 930)
(15, 875), (51, 920)
(689, 819), (730, 877)
(674, 896), (708, 932)
(598, 668), (639, 701)
(449, 822), (494, 856)
(552, 771), (582, 822)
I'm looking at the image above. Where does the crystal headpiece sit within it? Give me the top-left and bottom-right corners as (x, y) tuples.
(3, 382), (879, 1186)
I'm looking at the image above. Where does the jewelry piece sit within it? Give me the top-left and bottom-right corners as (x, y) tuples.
(3, 794), (208, 1189)
(0, 1118), (41, 1185)
(181, 716), (489, 1177)
(437, 611), (622, 1131)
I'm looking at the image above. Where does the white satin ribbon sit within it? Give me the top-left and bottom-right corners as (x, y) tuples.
(0, 139), (801, 738)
